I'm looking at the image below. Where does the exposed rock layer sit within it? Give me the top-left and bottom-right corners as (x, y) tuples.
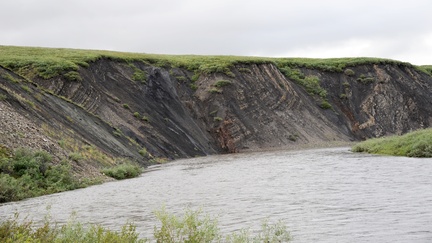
(1, 60), (431, 170)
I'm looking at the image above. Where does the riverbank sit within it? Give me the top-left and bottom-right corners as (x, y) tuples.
(352, 128), (432, 157)
(0, 146), (143, 203)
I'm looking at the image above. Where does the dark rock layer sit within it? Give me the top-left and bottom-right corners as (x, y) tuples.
(1, 60), (431, 169)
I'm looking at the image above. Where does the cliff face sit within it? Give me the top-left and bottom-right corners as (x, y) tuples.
(1, 56), (432, 172)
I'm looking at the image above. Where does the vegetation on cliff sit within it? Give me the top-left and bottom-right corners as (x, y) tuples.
(0, 45), (419, 81)
(0, 208), (291, 242)
(421, 65), (432, 75)
(352, 128), (432, 157)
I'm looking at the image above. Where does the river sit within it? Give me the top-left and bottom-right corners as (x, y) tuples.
(1, 147), (432, 242)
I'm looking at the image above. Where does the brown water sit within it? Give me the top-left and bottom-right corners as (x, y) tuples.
(1, 147), (432, 242)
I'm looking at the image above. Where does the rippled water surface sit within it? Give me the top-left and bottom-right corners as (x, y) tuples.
(1, 147), (432, 242)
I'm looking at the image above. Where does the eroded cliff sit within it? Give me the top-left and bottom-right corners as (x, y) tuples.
(1, 47), (431, 177)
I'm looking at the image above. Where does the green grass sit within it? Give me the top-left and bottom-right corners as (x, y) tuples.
(214, 79), (232, 88)
(0, 45), (418, 81)
(344, 68), (355, 76)
(320, 100), (332, 109)
(352, 128), (432, 157)
(0, 148), (85, 203)
(419, 65), (432, 75)
(0, 208), (291, 242)
(63, 71), (82, 81)
(101, 162), (142, 180)
(356, 74), (375, 84)
(129, 64), (147, 83)
(209, 88), (222, 94)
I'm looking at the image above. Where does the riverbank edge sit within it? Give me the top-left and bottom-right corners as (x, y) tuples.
(351, 128), (432, 158)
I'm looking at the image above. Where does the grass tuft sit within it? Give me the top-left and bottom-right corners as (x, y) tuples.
(101, 162), (142, 180)
(214, 79), (232, 88)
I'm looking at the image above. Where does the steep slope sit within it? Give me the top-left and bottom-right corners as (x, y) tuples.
(310, 64), (432, 138)
(1, 46), (432, 179)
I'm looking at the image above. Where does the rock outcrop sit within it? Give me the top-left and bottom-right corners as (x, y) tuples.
(1, 54), (431, 174)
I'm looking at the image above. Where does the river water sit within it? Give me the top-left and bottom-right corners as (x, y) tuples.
(1, 147), (432, 242)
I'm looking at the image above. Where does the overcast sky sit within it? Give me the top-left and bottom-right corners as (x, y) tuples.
(2, 0), (432, 65)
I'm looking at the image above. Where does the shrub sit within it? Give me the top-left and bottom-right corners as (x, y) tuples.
(132, 70), (147, 82)
(113, 128), (123, 137)
(139, 148), (149, 157)
(0, 148), (81, 202)
(407, 141), (432, 157)
(0, 214), (146, 243)
(0, 174), (21, 203)
(226, 71), (236, 78)
(68, 152), (83, 162)
(154, 207), (220, 243)
(214, 80), (232, 88)
(342, 81), (351, 88)
(141, 116), (149, 122)
(344, 69), (355, 76)
(339, 93), (348, 99)
(288, 134), (298, 141)
(320, 100), (332, 109)
(253, 220), (292, 242)
(191, 73), (200, 82)
(238, 67), (252, 74)
(357, 74), (375, 84)
(0, 94), (6, 101)
(0, 145), (11, 158)
(133, 112), (140, 118)
(0, 208), (291, 242)
(214, 117), (223, 122)
(175, 76), (187, 82)
(123, 103), (130, 109)
(128, 63), (148, 83)
(209, 88), (222, 94)
(102, 163), (142, 180)
(64, 71), (82, 81)
(154, 207), (292, 243)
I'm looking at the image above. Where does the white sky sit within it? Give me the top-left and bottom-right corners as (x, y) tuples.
(2, 0), (432, 65)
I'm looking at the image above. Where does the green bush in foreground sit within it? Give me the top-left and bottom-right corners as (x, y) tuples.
(352, 128), (432, 157)
(0, 213), (145, 243)
(154, 207), (291, 242)
(101, 163), (142, 180)
(0, 208), (291, 242)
